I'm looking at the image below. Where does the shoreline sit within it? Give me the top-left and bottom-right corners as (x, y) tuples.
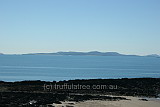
(1, 77), (160, 82)
(0, 78), (160, 107)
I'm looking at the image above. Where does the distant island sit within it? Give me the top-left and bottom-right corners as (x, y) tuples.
(21, 51), (159, 57)
(0, 51), (159, 57)
(22, 51), (138, 56)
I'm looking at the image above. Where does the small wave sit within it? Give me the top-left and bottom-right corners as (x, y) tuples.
(142, 73), (160, 74)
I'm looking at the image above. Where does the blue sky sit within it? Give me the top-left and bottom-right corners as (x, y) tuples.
(0, 0), (160, 55)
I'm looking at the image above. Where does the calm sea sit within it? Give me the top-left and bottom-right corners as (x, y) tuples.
(0, 55), (160, 81)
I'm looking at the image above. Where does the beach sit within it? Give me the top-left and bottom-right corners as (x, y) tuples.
(50, 96), (160, 107)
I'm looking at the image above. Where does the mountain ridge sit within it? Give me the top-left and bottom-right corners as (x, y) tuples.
(1, 51), (159, 57)
(22, 51), (139, 56)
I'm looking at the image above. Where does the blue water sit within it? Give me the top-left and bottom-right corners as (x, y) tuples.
(0, 55), (160, 81)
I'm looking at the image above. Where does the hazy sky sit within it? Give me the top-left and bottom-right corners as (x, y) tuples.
(0, 0), (160, 55)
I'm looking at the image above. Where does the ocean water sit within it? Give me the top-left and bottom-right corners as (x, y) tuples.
(0, 55), (160, 81)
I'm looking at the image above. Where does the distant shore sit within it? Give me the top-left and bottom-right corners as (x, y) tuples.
(1, 51), (160, 57)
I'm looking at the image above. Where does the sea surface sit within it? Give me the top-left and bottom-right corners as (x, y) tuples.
(0, 55), (160, 81)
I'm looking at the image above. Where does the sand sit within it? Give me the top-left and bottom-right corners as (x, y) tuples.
(49, 96), (160, 107)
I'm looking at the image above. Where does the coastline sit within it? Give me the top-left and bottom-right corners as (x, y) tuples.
(0, 78), (160, 107)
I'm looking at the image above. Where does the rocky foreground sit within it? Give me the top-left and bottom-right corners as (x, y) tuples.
(0, 78), (160, 107)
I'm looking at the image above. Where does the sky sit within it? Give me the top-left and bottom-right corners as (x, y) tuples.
(0, 0), (160, 55)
